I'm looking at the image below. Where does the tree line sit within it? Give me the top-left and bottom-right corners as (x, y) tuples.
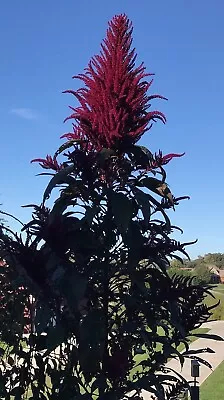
(169, 252), (224, 285)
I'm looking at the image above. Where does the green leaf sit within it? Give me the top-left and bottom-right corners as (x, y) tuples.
(9, 387), (25, 397)
(75, 395), (93, 400)
(58, 270), (87, 310)
(7, 356), (14, 366)
(186, 355), (212, 370)
(79, 310), (105, 377)
(43, 164), (74, 202)
(35, 303), (54, 334)
(183, 347), (215, 355)
(45, 323), (66, 353)
(54, 139), (82, 157)
(140, 177), (173, 204)
(50, 192), (77, 218)
(35, 353), (45, 371)
(91, 376), (108, 395)
(134, 188), (150, 226)
(80, 309), (105, 345)
(109, 191), (133, 233)
(84, 205), (100, 225)
(164, 344), (185, 367)
(127, 145), (153, 166)
(0, 347), (5, 357)
(97, 148), (115, 164)
(123, 220), (145, 250)
(192, 333), (224, 341)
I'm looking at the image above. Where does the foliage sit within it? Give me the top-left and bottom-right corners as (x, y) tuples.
(171, 253), (224, 271)
(168, 265), (213, 286)
(185, 253), (224, 270)
(202, 253), (224, 269)
(193, 265), (213, 286)
(169, 257), (220, 286)
(170, 259), (188, 269)
(0, 14), (220, 400)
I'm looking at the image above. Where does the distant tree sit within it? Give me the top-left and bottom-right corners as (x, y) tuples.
(187, 253), (224, 270)
(203, 253), (224, 269)
(170, 258), (189, 269)
(170, 259), (182, 269)
(187, 259), (199, 269)
(192, 264), (212, 285)
(168, 261), (213, 286)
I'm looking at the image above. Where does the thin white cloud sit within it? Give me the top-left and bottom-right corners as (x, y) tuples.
(10, 108), (38, 120)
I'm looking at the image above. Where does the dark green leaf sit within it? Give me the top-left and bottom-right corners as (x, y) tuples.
(50, 193), (77, 218)
(183, 347), (215, 356)
(186, 355), (212, 370)
(9, 386), (25, 397)
(54, 140), (82, 157)
(58, 270), (87, 310)
(97, 148), (115, 165)
(43, 165), (74, 202)
(91, 376), (108, 395)
(45, 323), (65, 353)
(127, 145), (153, 166)
(84, 205), (100, 225)
(123, 220), (145, 250)
(7, 356), (14, 366)
(79, 310), (105, 377)
(75, 395), (93, 400)
(192, 333), (224, 341)
(80, 309), (105, 345)
(140, 177), (173, 204)
(35, 353), (45, 371)
(35, 303), (54, 334)
(134, 188), (150, 226)
(109, 191), (133, 233)
(0, 347), (5, 357)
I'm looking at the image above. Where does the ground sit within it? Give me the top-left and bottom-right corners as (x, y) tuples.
(200, 360), (224, 400)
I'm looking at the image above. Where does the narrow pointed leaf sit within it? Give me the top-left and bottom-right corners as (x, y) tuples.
(109, 191), (133, 233)
(43, 165), (74, 202)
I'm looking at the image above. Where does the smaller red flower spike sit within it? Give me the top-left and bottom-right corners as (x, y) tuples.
(161, 152), (185, 164)
(60, 123), (94, 152)
(63, 14), (166, 151)
(152, 151), (185, 168)
(31, 155), (63, 171)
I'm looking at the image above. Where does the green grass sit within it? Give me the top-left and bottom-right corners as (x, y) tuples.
(204, 287), (224, 320)
(211, 283), (224, 292)
(200, 360), (224, 400)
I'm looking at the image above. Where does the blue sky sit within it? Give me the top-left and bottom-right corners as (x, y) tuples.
(0, 0), (224, 258)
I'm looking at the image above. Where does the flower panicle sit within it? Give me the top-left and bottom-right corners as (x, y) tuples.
(60, 123), (95, 152)
(152, 151), (185, 168)
(63, 14), (166, 150)
(31, 155), (63, 171)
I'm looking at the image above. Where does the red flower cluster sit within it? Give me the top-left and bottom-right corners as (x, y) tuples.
(61, 123), (94, 152)
(31, 155), (63, 171)
(152, 151), (185, 168)
(63, 14), (166, 151)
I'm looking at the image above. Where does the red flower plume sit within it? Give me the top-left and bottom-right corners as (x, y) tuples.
(31, 155), (63, 171)
(152, 151), (185, 168)
(63, 14), (166, 151)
